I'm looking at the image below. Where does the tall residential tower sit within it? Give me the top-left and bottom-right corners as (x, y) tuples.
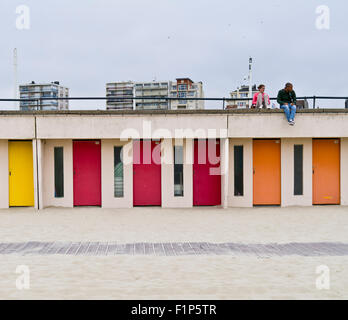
(19, 81), (69, 110)
(106, 78), (204, 110)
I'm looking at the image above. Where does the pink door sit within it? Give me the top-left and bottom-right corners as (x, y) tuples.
(133, 140), (161, 206)
(73, 140), (101, 206)
(193, 139), (221, 206)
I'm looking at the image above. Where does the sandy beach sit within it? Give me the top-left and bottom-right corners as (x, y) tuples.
(0, 206), (348, 299)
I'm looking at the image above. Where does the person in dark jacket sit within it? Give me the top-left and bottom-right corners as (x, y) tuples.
(277, 83), (297, 125)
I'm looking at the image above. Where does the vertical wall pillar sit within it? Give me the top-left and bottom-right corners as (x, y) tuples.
(161, 138), (173, 208)
(161, 138), (193, 208)
(184, 138), (193, 207)
(33, 139), (44, 210)
(341, 138), (348, 205)
(0, 140), (9, 209)
(281, 138), (312, 207)
(33, 139), (38, 209)
(220, 138), (229, 208)
(228, 139), (253, 207)
(101, 139), (133, 208)
(37, 139), (44, 209)
(42, 140), (74, 208)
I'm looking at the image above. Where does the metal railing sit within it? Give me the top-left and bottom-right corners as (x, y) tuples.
(0, 96), (347, 110)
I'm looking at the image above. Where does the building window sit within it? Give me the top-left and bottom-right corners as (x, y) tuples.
(114, 146), (124, 197)
(54, 147), (64, 198)
(294, 144), (303, 195)
(174, 145), (184, 197)
(178, 84), (187, 91)
(234, 146), (244, 196)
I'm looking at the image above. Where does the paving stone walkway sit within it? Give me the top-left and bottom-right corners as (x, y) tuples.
(1, 241), (348, 257)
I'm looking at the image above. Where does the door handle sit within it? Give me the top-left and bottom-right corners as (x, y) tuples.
(253, 168), (255, 175)
(9, 171), (11, 176)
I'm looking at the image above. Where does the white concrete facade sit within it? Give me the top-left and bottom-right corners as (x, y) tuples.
(0, 110), (347, 209)
(161, 138), (193, 208)
(0, 140), (9, 209)
(228, 139), (253, 208)
(281, 138), (313, 207)
(42, 139), (74, 208)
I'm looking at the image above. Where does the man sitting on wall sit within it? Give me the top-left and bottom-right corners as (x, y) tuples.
(277, 83), (297, 126)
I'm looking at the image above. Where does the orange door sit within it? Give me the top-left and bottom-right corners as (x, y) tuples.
(313, 139), (340, 205)
(253, 139), (281, 205)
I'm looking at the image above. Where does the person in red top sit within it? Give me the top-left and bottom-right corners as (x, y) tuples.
(251, 84), (271, 109)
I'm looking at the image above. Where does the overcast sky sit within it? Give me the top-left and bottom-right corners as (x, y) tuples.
(0, 0), (347, 109)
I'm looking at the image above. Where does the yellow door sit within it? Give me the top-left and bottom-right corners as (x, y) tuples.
(9, 141), (34, 207)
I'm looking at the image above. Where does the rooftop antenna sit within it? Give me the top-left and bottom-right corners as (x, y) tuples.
(13, 48), (18, 109)
(248, 57), (252, 108)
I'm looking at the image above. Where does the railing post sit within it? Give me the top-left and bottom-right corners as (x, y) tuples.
(223, 98), (225, 110)
(313, 96), (316, 109)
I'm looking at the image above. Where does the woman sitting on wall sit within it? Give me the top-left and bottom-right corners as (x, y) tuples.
(251, 84), (271, 109)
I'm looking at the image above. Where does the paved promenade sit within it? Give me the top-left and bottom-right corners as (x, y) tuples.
(1, 241), (348, 257)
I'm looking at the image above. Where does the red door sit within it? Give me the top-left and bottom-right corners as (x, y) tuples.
(193, 139), (221, 206)
(73, 140), (101, 206)
(133, 140), (161, 206)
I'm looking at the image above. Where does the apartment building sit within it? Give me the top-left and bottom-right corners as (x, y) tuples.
(227, 85), (257, 109)
(106, 78), (204, 110)
(19, 81), (69, 111)
(170, 78), (204, 110)
(134, 81), (169, 110)
(106, 82), (134, 110)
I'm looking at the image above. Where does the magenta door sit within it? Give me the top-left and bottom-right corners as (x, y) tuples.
(73, 140), (101, 206)
(193, 139), (221, 206)
(133, 140), (161, 206)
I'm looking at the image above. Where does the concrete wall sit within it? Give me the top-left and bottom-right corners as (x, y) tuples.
(36, 114), (228, 139)
(281, 139), (313, 207)
(0, 116), (35, 139)
(0, 111), (347, 140)
(42, 140), (73, 208)
(228, 113), (348, 138)
(0, 111), (347, 209)
(228, 139), (253, 207)
(101, 139), (133, 208)
(0, 140), (9, 209)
